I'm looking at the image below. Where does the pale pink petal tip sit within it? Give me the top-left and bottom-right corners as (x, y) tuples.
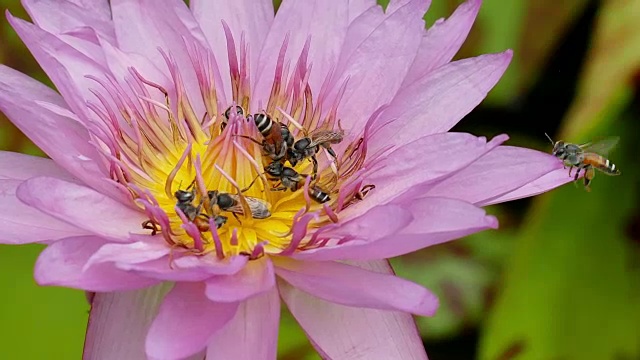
(486, 215), (499, 229)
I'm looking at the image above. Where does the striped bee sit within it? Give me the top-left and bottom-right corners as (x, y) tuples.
(546, 133), (621, 190)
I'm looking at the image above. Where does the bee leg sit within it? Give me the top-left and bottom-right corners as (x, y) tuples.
(573, 167), (582, 181)
(311, 156), (319, 179)
(324, 145), (337, 159)
(270, 186), (288, 191)
(232, 212), (242, 224)
(568, 166), (573, 177)
(583, 167), (595, 191)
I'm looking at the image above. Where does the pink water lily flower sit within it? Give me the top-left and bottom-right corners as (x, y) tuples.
(0, 0), (573, 359)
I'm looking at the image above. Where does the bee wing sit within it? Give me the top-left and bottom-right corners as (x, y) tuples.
(220, 196), (245, 215)
(580, 136), (619, 156)
(308, 130), (344, 147)
(243, 196), (272, 219)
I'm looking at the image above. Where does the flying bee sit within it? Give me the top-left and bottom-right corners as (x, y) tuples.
(287, 128), (345, 178)
(221, 105), (245, 131)
(207, 190), (271, 219)
(545, 133), (621, 190)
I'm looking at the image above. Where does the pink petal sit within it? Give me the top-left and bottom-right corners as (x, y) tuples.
(84, 239), (171, 271)
(123, 254), (249, 282)
(22, 0), (116, 43)
(191, 0), (274, 97)
(402, 0), (482, 87)
(321, 204), (413, 241)
(0, 151), (76, 182)
(329, 0), (424, 133)
(206, 286), (280, 360)
(253, 0), (348, 101)
(345, 132), (506, 220)
(0, 65), (119, 197)
(370, 51), (513, 154)
(110, 0), (210, 115)
(17, 177), (145, 242)
(482, 167), (575, 206)
(348, 0), (377, 22)
(0, 179), (87, 244)
(422, 146), (563, 205)
(274, 258), (438, 316)
(66, 0), (111, 20)
(295, 197), (497, 261)
(35, 236), (158, 291)
(146, 282), (239, 360)
(280, 259), (428, 360)
(386, 0), (431, 13)
(84, 284), (174, 360)
(205, 257), (275, 302)
(7, 13), (109, 123)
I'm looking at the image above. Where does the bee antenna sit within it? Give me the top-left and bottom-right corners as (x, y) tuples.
(186, 178), (197, 191)
(241, 172), (265, 193)
(234, 134), (263, 146)
(544, 132), (555, 145)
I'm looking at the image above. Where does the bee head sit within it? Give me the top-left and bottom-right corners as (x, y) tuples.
(265, 161), (283, 176)
(552, 141), (566, 158)
(175, 189), (194, 202)
(224, 105), (244, 120)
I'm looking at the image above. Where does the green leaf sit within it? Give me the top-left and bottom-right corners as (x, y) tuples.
(0, 244), (88, 359)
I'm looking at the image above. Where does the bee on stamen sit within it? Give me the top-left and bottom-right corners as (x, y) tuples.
(207, 190), (272, 220)
(545, 133), (621, 191)
(174, 182), (227, 232)
(237, 112), (293, 162)
(287, 127), (345, 179)
(244, 161), (331, 204)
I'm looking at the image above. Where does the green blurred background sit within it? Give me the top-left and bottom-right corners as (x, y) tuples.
(1, 0), (639, 359)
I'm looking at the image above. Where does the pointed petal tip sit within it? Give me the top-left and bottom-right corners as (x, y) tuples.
(488, 133), (510, 147)
(419, 290), (440, 317)
(467, 0), (483, 9)
(503, 49), (514, 62)
(486, 215), (499, 229)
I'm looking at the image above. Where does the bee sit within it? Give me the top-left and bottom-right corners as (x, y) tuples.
(287, 128), (344, 178)
(207, 190), (271, 219)
(308, 185), (331, 204)
(192, 214), (228, 232)
(245, 162), (331, 203)
(546, 133), (621, 190)
(221, 105), (245, 131)
(238, 112), (293, 161)
(262, 161), (305, 192)
(174, 185), (227, 231)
